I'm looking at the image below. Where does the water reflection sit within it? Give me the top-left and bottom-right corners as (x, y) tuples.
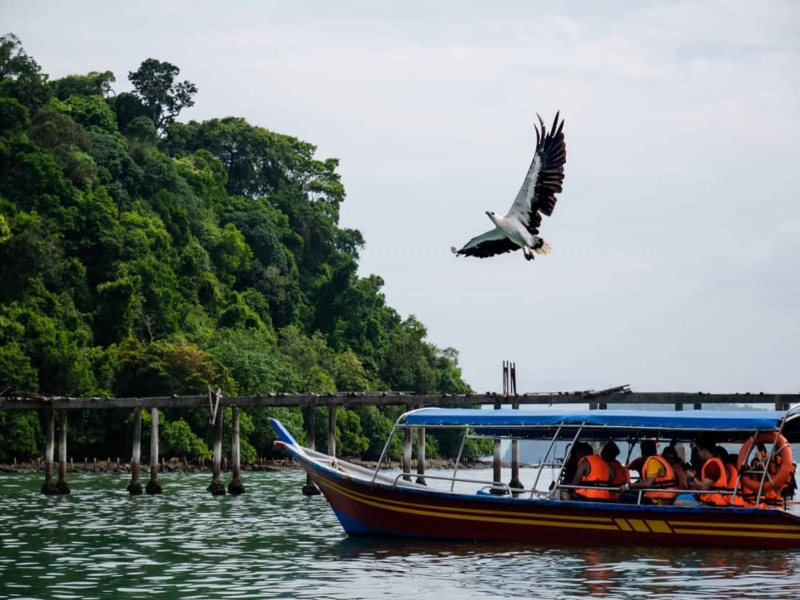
(0, 470), (799, 599)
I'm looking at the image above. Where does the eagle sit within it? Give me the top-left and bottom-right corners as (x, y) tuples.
(451, 112), (566, 261)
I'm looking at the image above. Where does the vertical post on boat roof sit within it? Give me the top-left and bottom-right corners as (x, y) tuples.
(128, 407), (143, 495)
(416, 425), (426, 485)
(328, 405), (336, 459)
(402, 404), (413, 482)
(302, 404), (320, 495)
(41, 409), (57, 495)
(228, 405), (244, 494)
(56, 411), (69, 494)
(509, 363), (523, 494)
(209, 404), (225, 495)
(146, 408), (162, 494)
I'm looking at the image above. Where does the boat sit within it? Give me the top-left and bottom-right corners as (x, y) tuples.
(270, 405), (800, 548)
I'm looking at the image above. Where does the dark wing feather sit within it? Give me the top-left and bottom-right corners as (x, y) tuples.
(457, 237), (520, 258)
(508, 112), (567, 235)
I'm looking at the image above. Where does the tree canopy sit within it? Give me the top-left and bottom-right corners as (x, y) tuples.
(0, 34), (489, 463)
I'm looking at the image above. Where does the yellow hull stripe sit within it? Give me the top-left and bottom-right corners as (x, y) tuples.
(318, 477), (619, 531)
(615, 519), (632, 531)
(628, 519), (650, 532)
(667, 520), (798, 531)
(319, 475), (615, 523)
(315, 474), (800, 539)
(672, 528), (800, 540)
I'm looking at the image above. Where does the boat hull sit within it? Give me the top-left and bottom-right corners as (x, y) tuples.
(299, 455), (800, 549)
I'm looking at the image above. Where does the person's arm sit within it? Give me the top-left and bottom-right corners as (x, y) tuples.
(627, 461), (656, 490)
(569, 461), (590, 487)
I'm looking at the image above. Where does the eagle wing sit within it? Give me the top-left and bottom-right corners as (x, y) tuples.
(507, 112), (567, 235)
(451, 228), (519, 259)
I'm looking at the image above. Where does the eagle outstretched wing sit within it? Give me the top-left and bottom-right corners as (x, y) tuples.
(451, 228), (519, 259)
(507, 112), (567, 235)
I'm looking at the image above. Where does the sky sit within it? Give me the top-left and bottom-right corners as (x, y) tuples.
(3, 1), (799, 395)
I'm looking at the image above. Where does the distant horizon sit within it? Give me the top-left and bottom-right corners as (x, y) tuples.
(4, 1), (799, 395)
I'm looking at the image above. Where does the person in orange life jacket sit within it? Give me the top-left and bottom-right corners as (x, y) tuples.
(568, 443), (614, 501)
(714, 445), (746, 507)
(618, 440), (677, 505)
(686, 437), (728, 506)
(662, 445), (688, 490)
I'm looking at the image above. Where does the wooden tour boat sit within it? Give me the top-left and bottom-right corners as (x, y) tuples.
(271, 405), (800, 548)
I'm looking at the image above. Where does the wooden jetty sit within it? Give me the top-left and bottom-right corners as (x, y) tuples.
(1, 374), (798, 497)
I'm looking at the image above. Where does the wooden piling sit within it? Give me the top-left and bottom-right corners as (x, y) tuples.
(56, 411), (70, 494)
(228, 406), (244, 494)
(209, 404), (226, 495)
(491, 393), (506, 495)
(41, 409), (57, 494)
(146, 408), (162, 494)
(402, 404), (413, 482)
(416, 426), (426, 485)
(301, 404), (320, 495)
(328, 405), (336, 459)
(127, 407), (143, 495)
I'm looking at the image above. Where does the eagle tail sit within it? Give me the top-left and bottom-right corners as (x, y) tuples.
(532, 239), (551, 256)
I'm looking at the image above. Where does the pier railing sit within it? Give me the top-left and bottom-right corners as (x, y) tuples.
(2, 386), (798, 498)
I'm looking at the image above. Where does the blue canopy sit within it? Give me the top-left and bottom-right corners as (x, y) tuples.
(404, 408), (796, 441)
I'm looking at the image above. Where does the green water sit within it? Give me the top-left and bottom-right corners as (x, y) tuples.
(1, 470), (799, 599)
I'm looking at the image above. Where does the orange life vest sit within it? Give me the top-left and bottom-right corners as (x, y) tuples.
(575, 455), (612, 500)
(643, 455), (678, 501)
(607, 459), (630, 500)
(724, 463), (746, 507)
(699, 457), (728, 506)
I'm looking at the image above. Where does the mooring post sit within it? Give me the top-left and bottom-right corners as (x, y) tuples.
(209, 404), (225, 495)
(694, 402), (702, 410)
(302, 404), (320, 495)
(41, 409), (57, 494)
(675, 403), (683, 412)
(328, 405), (336, 459)
(228, 406), (244, 494)
(146, 408), (162, 494)
(416, 425), (426, 486)
(56, 411), (70, 494)
(402, 404), (413, 482)
(491, 395), (506, 494)
(127, 407), (143, 495)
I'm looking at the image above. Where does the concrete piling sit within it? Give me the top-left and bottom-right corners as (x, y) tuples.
(41, 409), (57, 495)
(416, 426), (426, 486)
(146, 408), (162, 494)
(301, 404), (320, 495)
(208, 405), (225, 495)
(228, 406), (244, 494)
(56, 412), (70, 494)
(127, 407), (143, 495)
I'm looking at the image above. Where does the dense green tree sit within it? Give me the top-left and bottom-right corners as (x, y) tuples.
(0, 35), (477, 464)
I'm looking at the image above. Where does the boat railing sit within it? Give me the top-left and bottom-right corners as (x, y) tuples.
(556, 484), (758, 507)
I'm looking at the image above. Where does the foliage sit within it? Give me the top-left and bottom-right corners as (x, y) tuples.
(0, 34), (476, 464)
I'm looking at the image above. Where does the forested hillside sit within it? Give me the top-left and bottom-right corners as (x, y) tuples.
(0, 34), (488, 464)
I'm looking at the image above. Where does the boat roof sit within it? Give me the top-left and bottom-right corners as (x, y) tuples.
(404, 408), (800, 442)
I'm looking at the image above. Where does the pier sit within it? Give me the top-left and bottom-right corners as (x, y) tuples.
(1, 380), (798, 496)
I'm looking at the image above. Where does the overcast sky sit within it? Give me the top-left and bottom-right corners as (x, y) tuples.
(4, 1), (799, 394)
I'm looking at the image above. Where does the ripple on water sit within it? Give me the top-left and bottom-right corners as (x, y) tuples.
(0, 470), (800, 599)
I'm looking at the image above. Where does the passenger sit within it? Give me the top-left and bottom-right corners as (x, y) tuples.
(602, 442), (629, 500)
(686, 437), (728, 506)
(570, 444), (613, 501)
(714, 446), (745, 506)
(557, 442), (591, 500)
(618, 440), (677, 505)
(662, 445), (688, 490)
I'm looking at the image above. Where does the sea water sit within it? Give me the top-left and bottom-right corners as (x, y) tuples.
(0, 469), (799, 599)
